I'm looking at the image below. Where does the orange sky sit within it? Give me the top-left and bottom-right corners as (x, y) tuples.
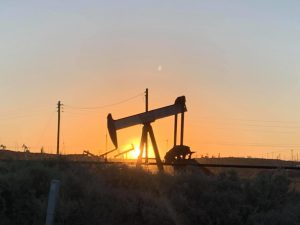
(1, 1), (300, 160)
(2, 90), (299, 161)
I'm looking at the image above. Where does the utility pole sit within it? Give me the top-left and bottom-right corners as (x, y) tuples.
(291, 149), (294, 161)
(145, 88), (149, 163)
(56, 101), (62, 155)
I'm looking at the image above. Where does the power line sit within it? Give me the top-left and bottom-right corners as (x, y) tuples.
(0, 112), (47, 120)
(35, 111), (56, 151)
(0, 104), (52, 114)
(230, 118), (300, 124)
(191, 121), (300, 131)
(62, 109), (107, 116)
(196, 116), (300, 124)
(64, 92), (144, 110)
(197, 142), (300, 148)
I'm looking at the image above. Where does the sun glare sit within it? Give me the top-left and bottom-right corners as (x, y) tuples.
(127, 140), (155, 159)
(127, 144), (140, 159)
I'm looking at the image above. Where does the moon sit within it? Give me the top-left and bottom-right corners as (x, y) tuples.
(157, 65), (162, 72)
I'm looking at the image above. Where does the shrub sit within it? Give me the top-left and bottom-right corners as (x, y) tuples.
(0, 161), (299, 225)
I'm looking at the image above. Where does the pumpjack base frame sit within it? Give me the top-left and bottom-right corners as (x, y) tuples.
(136, 123), (164, 172)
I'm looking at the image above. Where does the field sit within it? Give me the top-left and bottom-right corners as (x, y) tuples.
(1, 157), (300, 225)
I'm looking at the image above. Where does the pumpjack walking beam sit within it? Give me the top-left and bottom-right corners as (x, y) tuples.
(107, 96), (187, 149)
(107, 96), (187, 172)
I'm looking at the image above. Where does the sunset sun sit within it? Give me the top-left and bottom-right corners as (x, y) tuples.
(129, 144), (141, 159)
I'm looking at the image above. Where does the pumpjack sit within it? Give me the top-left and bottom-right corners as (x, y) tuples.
(107, 96), (194, 172)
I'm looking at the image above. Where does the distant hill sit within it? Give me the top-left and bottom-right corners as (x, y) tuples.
(196, 157), (299, 167)
(0, 149), (102, 162)
(196, 157), (300, 179)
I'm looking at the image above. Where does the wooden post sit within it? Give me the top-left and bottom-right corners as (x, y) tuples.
(45, 180), (60, 225)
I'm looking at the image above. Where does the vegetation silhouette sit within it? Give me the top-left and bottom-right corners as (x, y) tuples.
(0, 161), (300, 225)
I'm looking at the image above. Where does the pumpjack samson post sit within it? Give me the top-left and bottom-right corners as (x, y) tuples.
(107, 96), (194, 172)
